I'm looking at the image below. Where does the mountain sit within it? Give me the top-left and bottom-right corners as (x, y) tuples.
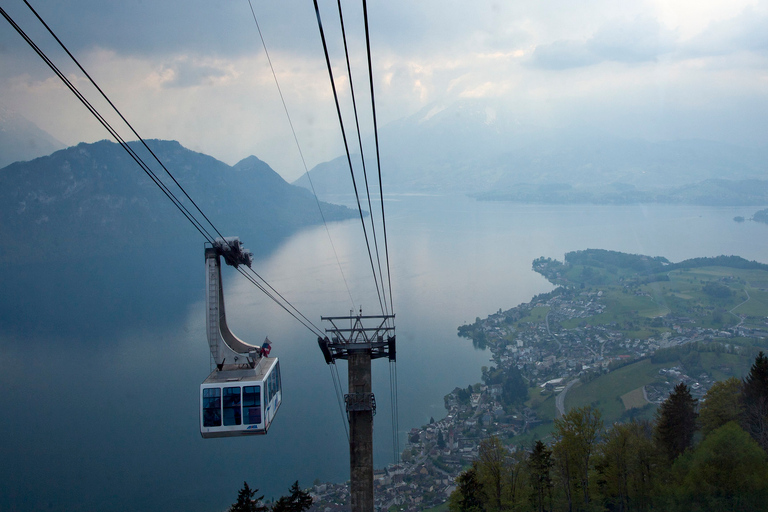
(0, 140), (357, 335)
(475, 178), (768, 205)
(0, 139), (356, 263)
(0, 106), (65, 168)
(293, 99), (768, 203)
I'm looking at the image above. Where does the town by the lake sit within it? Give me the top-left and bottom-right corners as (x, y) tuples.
(309, 250), (768, 511)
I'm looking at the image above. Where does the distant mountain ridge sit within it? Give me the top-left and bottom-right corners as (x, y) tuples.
(0, 139), (359, 336)
(293, 99), (768, 204)
(475, 178), (768, 205)
(0, 139), (357, 264)
(0, 106), (65, 168)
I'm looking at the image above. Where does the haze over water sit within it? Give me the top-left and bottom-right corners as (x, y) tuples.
(2, 195), (767, 511)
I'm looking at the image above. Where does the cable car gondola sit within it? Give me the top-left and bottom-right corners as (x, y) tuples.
(200, 238), (281, 438)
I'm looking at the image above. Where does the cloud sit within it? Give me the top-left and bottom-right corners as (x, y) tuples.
(682, 7), (768, 57)
(148, 57), (239, 89)
(589, 16), (677, 62)
(527, 16), (677, 70)
(2, 0), (768, 180)
(528, 40), (601, 70)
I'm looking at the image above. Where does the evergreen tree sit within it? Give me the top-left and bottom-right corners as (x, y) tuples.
(229, 482), (268, 512)
(654, 383), (698, 462)
(449, 463), (484, 512)
(271, 481), (312, 512)
(527, 440), (554, 512)
(502, 367), (529, 406)
(740, 351), (768, 451)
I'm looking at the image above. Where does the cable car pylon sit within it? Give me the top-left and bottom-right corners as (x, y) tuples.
(318, 310), (395, 512)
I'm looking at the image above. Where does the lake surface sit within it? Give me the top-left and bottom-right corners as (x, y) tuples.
(1, 195), (767, 511)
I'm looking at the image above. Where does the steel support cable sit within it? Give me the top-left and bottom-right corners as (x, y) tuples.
(362, 0), (394, 323)
(241, 265), (325, 337)
(392, 360), (400, 462)
(236, 266), (325, 338)
(334, 0), (389, 318)
(247, 2), (351, 441)
(246, 0), (355, 311)
(329, 363), (350, 441)
(389, 361), (397, 463)
(4, 6), (324, 340)
(358, 3), (399, 459)
(23, 0), (229, 247)
(0, 7), (215, 245)
(312, 0), (386, 317)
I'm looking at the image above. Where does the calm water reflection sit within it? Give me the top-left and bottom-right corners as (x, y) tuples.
(1, 195), (766, 511)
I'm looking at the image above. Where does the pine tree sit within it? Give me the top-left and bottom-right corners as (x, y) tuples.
(271, 481), (312, 512)
(527, 440), (553, 512)
(740, 351), (768, 451)
(229, 482), (268, 512)
(654, 382), (698, 462)
(449, 462), (484, 512)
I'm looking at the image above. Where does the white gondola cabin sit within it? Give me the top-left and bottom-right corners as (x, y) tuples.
(200, 238), (281, 438)
(200, 357), (281, 437)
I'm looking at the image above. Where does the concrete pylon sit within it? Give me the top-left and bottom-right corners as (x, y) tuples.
(348, 350), (373, 512)
(317, 313), (395, 512)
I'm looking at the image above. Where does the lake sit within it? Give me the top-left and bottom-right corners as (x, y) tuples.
(1, 195), (767, 511)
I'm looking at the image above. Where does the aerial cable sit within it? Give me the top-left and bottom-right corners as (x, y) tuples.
(362, 0), (394, 321)
(3, 4), (323, 340)
(390, 361), (401, 465)
(236, 266), (325, 338)
(357, 1), (400, 460)
(389, 362), (397, 462)
(0, 6), (216, 246)
(312, 0), (386, 317)
(240, 264), (326, 337)
(390, 360), (400, 462)
(246, 1), (354, 437)
(334, 0), (390, 318)
(246, 0), (355, 310)
(23, 0), (230, 246)
(329, 363), (350, 441)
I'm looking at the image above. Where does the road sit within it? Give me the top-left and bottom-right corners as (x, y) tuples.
(555, 378), (579, 418)
(730, 288), (750, 325)
(545, 310), (562, 351)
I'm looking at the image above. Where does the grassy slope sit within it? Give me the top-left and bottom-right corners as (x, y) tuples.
(560, 352), (756, 424)
(530, 254), (768, 425)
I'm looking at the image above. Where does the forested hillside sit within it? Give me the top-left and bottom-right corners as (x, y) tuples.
(449, 353), (768, 512)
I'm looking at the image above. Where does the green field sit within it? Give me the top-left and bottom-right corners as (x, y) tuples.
(733, 288), (768, 316)
(421, 501), (449, 512)
(564, 359), (666, 421)
(510, 420), (556, 449)
(508, 251), (768, 440)
(526, 386), (557, 421)
(620, 387), (647, 410)
(515, 306), (550, 325)
(557, 351), (756, 424)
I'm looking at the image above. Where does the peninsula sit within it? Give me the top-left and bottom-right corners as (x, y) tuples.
(308, 249), (768, 511)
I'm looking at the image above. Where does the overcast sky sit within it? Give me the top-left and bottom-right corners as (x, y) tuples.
(1, 0), (766, 180)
